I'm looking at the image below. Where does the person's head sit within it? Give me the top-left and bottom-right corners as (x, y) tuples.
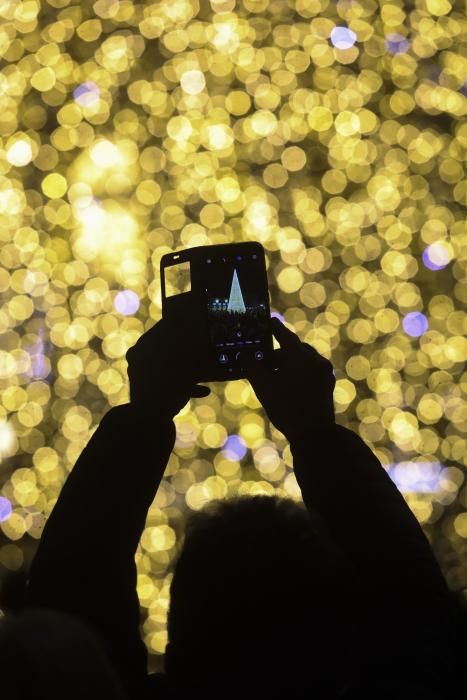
(166, 495), (361, 698)
(0, 608), (126, 700)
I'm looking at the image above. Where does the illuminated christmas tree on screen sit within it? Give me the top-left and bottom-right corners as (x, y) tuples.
(227, 269), (246, 313)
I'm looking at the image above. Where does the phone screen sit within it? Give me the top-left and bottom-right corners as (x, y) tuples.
(204, 250), (270, 367)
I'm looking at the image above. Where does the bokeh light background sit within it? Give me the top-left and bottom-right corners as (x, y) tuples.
(0, 0), (466, 665)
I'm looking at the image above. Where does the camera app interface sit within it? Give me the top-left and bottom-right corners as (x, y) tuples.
(204, 251), (270, 367)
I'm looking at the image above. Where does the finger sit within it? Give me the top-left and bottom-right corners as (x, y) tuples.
(126, 319), (164, 359)
(243, 349), (282, 388)
(165, 299), (204, 335)
(190, 384), (211, 398)
(270, 317), (302, 350)
(301, 342), (333, 367)
(131, 318), (192, 363)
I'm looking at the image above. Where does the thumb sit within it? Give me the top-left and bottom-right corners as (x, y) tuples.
(243, 352), (271, 388)
(270, 317), (302, 350)
(190, 384), (211, 399)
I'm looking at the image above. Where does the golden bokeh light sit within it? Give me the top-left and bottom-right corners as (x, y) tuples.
(0, 0), (466, 667)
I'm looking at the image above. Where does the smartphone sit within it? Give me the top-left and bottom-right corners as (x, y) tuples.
(160, 242), (274, 381)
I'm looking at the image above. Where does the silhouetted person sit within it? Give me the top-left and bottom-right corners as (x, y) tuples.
(26, 313), (463, 698)
(166, 496), (360, 699)
(0, 608), (127, 699)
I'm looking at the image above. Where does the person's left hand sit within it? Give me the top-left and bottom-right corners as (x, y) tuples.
(126, 311), (210, 420)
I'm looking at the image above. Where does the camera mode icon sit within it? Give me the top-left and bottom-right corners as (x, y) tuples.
(254, 351), (264, 361)
(218, 353), (229, 364)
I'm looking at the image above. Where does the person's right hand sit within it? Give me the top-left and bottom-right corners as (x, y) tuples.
(126, 299), (210, 420)
(244, 318), (335, 443)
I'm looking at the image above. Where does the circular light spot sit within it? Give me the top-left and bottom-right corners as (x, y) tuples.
(426, 0), (452, 16)
(222, 434), (247, 461)
(334, 111), (360, 136)
(330, 27), (357, 50)
(277, 266), (304, 294)
(73, 81), (100, 107)
(454, 513), (467, 538)
(385, 33), (410, 55)
(114, 289), (140, 315)
(422, 242), (451, 271)
(308, 106), (333, 132)
(31, 67), (56, 91)
(167, 116), (193, 141)
(203, 423), (227, 448)
(0, 496), (12, 523)
(57, 354), (83, 380)
(41, 173), (68, 199)
(180, 69), (206, 95)
(7, 140), (33, 167)
(334, 378), (357, 406)
(281, 146), (307, 172)
(206, 123), (234, 149)
(90, 140), (122, 167)
(0, 420), (17, 459)
(402, 312), (429, 337)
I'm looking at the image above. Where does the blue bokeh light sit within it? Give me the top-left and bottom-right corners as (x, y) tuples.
(114, 290), (140, 316)
(0, 496), (12, 523)
(27, 327), (49, 380)
(385, 33), (410, 55)
(330, 26), (357, 50)
(422, 243), (450, 271)
(387, 461), (443, 494)
(30, 353), (48, 379)
(73, 81), (100, 107)
(222, 434), (248, 461)
(403, 312), (429, 338)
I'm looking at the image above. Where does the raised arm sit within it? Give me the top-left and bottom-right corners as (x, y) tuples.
(246, 318), (459, 696)
(27, 405), (175, 694)
(27, 314), (210, 696)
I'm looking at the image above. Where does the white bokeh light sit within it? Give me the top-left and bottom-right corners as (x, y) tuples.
(180, 69), (206, 95)
(330, 26), (357, 50)
(7, 140), (33, 167)
(114, 289), (140, 315)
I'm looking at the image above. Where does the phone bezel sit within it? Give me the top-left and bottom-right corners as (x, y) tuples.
(160, 242), (273, 381)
